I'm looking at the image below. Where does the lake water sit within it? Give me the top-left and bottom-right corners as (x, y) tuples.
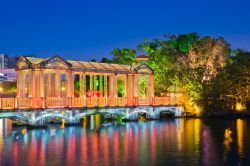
(0, 118), (250, 166)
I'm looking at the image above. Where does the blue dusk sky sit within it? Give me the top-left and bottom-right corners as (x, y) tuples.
(0, 0), (249, 61)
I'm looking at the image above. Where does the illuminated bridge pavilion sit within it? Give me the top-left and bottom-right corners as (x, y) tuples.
(0, 56), (184, 124)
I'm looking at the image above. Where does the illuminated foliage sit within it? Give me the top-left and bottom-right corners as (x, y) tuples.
(139, 78), (148, 98)
(210, 50), (250, 111)
(111, 48), (138, 65)
(117, 78), (125, 97)
(108, 33), (249, 112)
(137, 33), (230, 112)
(3, 85), (17, 93)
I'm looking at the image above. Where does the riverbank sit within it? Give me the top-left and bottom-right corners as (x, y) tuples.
(197, 110), (250, 118)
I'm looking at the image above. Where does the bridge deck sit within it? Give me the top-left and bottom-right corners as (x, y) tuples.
(0, 97), (183, 110)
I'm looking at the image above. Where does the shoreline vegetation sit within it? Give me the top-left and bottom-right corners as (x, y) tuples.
(98, 33), (250, 113)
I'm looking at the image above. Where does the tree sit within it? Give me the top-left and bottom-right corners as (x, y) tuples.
(111, 48), (138, 65)
(100, 57), (112, 63)
(137, 34), (199, 96)
(183, 36), (230, 111)
(210, 50), (250, 111)
(137, 34), (230, 112)
(187, 36), (230, 80)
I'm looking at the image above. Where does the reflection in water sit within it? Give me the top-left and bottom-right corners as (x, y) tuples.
(0, 119), (250, 166)
(223, 128), (233, 160)
(237, 119), (244, 157)
(0, 119), (12, 138)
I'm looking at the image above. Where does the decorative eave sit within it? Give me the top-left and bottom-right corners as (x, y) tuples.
(39, 55), (72, 68)
(133, 64), (154, 74)
(15, 56), (33, 71)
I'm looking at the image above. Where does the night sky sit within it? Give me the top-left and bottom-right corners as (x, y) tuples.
(0, 0), (249, 61)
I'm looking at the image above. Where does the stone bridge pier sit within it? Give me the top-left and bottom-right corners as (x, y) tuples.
(123, 106), (184, 120)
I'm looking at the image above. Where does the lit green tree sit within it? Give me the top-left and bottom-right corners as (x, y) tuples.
(111, 48), (138, 65)
(210, 49), (250, 111)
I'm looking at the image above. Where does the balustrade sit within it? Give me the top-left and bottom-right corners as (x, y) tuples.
(17, 98), (30, 108)
(1, 98), (15, 109)
(86, 98), (97, 107)
(117, 97), (126, 106)
(0, 96), (184, 110)
(138, 97), (150, 105)
(154, 97), (163, 105)
(72, 97), (84, 107)
(97, 97), (106, 107)
(126, 97), (134, 106)
(162, 97), (170, 105)
(107, 97), (116, 106)
(45, 97), (68, 108)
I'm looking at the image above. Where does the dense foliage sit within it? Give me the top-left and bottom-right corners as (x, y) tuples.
(102, 33), (249, 112)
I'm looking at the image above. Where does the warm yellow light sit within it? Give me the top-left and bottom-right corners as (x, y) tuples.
(224, 128), (232, 141)
(21, 128), (27, 135)
(176, 93), (182, 97)
(236, 102), (245, 111)
(0, 87), (2, 92)
(194, 104), (200, 114)
(61, 87), (65, 91)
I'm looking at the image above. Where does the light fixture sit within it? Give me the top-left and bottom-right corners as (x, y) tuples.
(61, 87), (65, 91)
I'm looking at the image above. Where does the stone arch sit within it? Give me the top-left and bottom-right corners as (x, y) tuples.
(154, 107), (183, 118)
(98, 108), (126, 117)
(73, 112), (91, 121)
(0, 112), (30, 123)
(125, 107), (155, 119)
(32, 112), (71, 124)
(72, 109), (97, 121)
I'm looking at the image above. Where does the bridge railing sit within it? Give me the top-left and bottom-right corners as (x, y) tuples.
(117, 97), (126, 106)
(97, 97), (106, 107)
(17, 98), (30, 108)
(45, 97), (68, 108)
(153, 97), (183, 106)
(86, 98), (97, 107)
(0, 98), (15, 109)
(72, 97), (85, 107)
(0, 96), (183, 110)
(107, 97), (116, 106)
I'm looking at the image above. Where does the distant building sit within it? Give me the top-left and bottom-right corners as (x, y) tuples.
(0, 69), (17, 82)
(0, 73), (8, 82)
(0, 54), (9, 69)
(136, 54), (149, 63)
(8, 57), (19, 68)
(0, 54), (18, 82)
(0, 54), (19, 69)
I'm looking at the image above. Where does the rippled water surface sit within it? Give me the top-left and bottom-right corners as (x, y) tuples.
(1, 118), (250, 166)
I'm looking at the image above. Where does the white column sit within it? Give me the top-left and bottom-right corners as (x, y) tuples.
(109, 74), (114, 97)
